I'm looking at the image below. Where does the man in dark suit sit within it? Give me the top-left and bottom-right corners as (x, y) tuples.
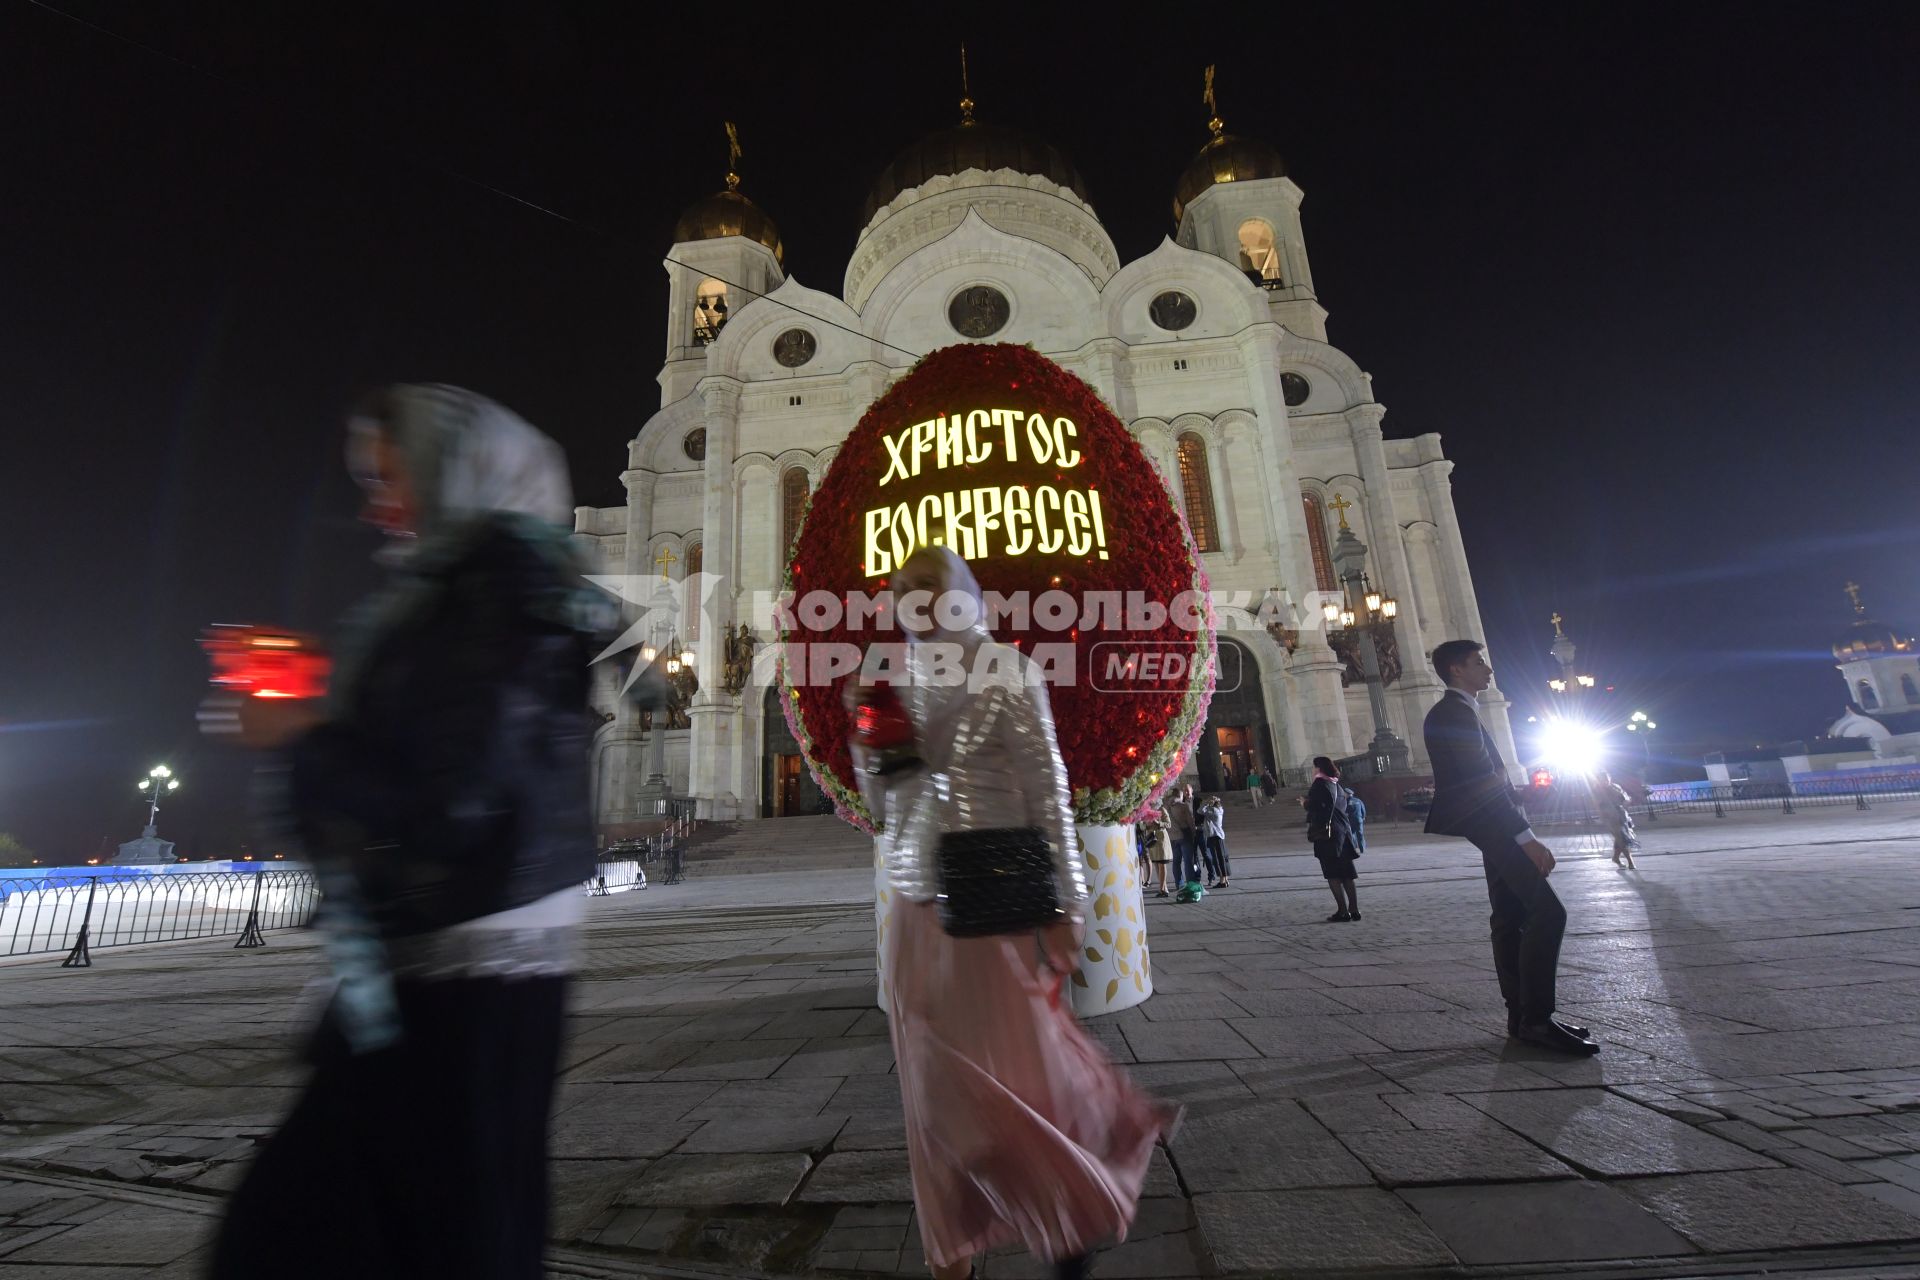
(1424, 639), (1598, 1056)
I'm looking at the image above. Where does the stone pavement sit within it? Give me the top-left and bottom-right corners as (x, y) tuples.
(7, 807), (1920, 1277)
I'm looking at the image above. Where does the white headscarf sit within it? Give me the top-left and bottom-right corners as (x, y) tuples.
(350, 383), (573, 557)
(332, 383), (579, 710)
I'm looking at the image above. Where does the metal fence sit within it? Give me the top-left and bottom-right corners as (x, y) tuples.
(1633, 777), (1920, 820)
(1, 870), (319, 962)
(1518, 776), (1920, 830)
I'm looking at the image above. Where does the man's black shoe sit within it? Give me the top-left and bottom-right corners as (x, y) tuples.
(1515, 1019), (1600, 1056)
(1326, 910), (1351, 922)
(1508, 1013), (1592, 1040)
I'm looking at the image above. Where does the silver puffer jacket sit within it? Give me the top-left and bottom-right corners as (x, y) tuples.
(855, 633), (1088, 916)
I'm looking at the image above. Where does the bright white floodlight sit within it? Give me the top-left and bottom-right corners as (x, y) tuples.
(1538, 718), (1604, 777)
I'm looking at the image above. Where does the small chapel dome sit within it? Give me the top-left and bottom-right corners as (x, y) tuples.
(1833, 617), (1913, 663)
(674, 184), (784, 265)
(861, 121), (1093, 229)
(1173, 132), (1287, 226)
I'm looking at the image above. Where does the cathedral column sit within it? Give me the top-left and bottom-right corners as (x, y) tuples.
(1419, 455), (1522, 779)
(689, 379), (745, 818)
(597, 465), (657, 828)
(1349, 407), (1444, 767)
(1237, 327), (1350, 766)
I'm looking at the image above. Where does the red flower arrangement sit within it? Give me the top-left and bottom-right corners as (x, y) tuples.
(780, 343), (1215, 830)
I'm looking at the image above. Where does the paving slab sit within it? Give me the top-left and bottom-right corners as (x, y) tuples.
(1169, 1101), (1373, 1192)
(678, 1114), (848, 1155)
(1620, 1167), (1920, 1250)
(1341, 1125), (1579, 1186)
(1400, 1180), (1696, 1264)
(1194, 1188), (1455, 1272)
(1463, 1087), (1781, 1176)
(5, 1203), (206, 1265)
(797, 1150), (915, 1203)
(616, 1152), (812, 1207)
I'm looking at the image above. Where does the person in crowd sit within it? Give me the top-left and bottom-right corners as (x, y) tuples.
(1164, 783), (1200, 895)
(1305, 756), (1360, 921)
(849, 545), (1178, 1280)
(209, 384), (599, 1277)
(1594, 770), (1638, 868)
(1423, 639), (1598, 1056)
(1198, 792), (1230, 888)
(1142, 805), (1175, 896)
(1246, 765), (1265, 807)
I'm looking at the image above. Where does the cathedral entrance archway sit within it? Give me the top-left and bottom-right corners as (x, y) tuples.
(762, 685), (829, 818)
(1197, 637), (1277, 794)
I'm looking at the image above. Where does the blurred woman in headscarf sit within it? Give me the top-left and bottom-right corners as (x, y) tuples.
(210, 384), (597, 1279)
(849, 545), (1179, 1280)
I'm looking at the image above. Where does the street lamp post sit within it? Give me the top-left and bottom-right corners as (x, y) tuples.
(136, 765), (179, 836)
(119, 765), (181, 866)
(1325, 509), (1411, 776)
(636, 628), (699, 815)
(1627, 711), (1657, 774)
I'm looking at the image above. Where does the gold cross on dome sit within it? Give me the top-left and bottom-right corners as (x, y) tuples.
(654, 544), (678, 579)
(724, 121), (742, 191)
(959, 45), (975, 125)
(1327, 492), (1353, 530)
(1845, 580), (1865, 614)
(1203, 64), (1224, 141)
(1551, 611), (1565, 637)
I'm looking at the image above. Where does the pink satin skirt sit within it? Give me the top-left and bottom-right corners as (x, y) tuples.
(884, 900), (1177, 1268)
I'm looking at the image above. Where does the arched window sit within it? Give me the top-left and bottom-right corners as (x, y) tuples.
(683, 542), (703, 642)
(780, 467), (810, 563)
(1858, 679), (1880, 710)
(1301, 491), (1337, 593)
(1903, 674), (1919, 705)
(1237, 220), (1284, 287)
(1176, 433), (1220, 553)
(692, 278), (729, 345)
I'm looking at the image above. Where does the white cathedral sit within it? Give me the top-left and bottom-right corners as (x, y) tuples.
(571, 97), (1522, 831)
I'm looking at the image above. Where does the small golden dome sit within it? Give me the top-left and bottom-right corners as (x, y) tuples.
(673, 184), (784, 265)
(862, 122), (1093, 228)
(1172, 133), (1287, 226)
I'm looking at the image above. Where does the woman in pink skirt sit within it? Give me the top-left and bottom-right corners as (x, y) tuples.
(851, 547), (1178, 1280)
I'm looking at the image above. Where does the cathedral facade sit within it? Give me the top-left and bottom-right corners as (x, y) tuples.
(571, 106), (1521, 826)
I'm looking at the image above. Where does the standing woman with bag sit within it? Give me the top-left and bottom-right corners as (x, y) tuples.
(1306, 755), (1361, 922)
(849, 546), (1178, 1280)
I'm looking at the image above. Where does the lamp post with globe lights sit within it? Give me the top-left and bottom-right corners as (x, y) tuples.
(1323, 498), (1411, 776)
(1626, 710), (1657, 773)
(117, 765), (182, 865)
(137, 764), (179, 832)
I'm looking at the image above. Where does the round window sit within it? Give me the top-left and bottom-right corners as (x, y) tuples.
(947, 285), (1010, 339)
(1148, 291), (1197, 331)
(773, 329), (816, 368)
(682, 428), (707, 462)
(1281, 372), (1310, 407)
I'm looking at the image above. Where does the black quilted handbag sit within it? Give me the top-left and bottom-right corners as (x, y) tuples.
(934, 826), (1064, 938)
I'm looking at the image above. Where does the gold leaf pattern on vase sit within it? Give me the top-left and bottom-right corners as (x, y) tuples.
(1096, 928), (1114, 945)
(1105, 978), (1120, 1003)
(1116, 929), (1134, 957)
(1116, 955), (1131, 977)
(1084, 947), (1103, 963)
(1093, 892), (1114, 920)
(1071, 970), (1089, 988)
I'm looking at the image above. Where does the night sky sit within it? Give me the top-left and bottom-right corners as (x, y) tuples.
(4, 3), (1916, 861)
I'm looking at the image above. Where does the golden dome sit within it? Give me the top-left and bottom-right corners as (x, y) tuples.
(862, 122), (1092, 228)
(673, 183), (783, 265)
(1172, 133), (1287, 226)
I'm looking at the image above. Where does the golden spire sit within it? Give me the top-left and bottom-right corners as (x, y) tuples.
(1551, 611), (1565, 638)
(724, 121), (742, 192)
(1845, 581), (1866, 615)
(959, 44), (976, 126)
(1203, 64), (1225, 144)
(1327, 491), (1353, 531)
